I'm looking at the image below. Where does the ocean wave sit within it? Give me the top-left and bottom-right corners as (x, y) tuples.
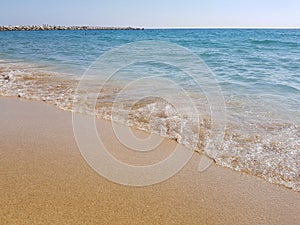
(250, 39), (299, 47)
(1, 60), (300, 191)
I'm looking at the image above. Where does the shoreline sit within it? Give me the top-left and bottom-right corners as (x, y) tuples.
(1, 57), (300, 191)
(1, 97), (300, 224)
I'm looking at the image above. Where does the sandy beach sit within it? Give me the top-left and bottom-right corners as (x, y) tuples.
(0, 97), (299, 224)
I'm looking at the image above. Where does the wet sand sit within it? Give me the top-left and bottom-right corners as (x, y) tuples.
(1, 97), (300, 225)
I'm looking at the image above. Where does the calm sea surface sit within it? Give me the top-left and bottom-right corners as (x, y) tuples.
(0, 29), (299, 190)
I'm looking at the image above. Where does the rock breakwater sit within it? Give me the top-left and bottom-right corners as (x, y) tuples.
(0, 25), (144, 31)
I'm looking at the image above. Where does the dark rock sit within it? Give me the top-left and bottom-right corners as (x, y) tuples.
(0, 25), (144, 31)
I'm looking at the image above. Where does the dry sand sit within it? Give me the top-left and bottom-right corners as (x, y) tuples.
(1, 97), (300, 225)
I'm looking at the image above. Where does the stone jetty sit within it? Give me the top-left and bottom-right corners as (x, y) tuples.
(0, 25), (144, 31)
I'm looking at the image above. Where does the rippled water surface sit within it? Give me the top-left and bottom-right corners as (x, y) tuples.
(0, 29), (299, 191)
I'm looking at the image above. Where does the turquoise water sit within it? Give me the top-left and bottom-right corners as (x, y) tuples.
(0, 29), (299, 190)
(0, 29), (299, 115)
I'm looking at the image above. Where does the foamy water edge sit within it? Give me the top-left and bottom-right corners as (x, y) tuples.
(1, 60), (299, 191)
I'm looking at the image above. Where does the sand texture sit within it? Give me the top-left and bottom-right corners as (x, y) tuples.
(1, 97), (300, 225)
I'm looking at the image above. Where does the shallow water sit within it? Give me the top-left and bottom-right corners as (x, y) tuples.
(0, 29), (299, 191)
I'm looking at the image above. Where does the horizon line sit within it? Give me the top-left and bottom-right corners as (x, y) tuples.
(144, 26), (300, 29)
(1, 24), (300, 29)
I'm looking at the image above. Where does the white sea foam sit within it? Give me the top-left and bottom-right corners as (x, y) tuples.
(1, 60), (299, 191)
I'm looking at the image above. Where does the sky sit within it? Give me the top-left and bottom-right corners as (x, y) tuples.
(1, 0), (300, 28)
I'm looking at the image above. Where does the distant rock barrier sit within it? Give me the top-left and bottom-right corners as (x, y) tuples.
(0, 25), (144, 31)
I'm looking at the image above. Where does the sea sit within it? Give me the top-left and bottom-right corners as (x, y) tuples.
(0, 29), (299, 191)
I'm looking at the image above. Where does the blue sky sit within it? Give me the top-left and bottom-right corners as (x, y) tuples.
(1, 0), (300, 28)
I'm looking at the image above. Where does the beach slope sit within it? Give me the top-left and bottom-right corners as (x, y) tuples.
(1, 98), (300, 225)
